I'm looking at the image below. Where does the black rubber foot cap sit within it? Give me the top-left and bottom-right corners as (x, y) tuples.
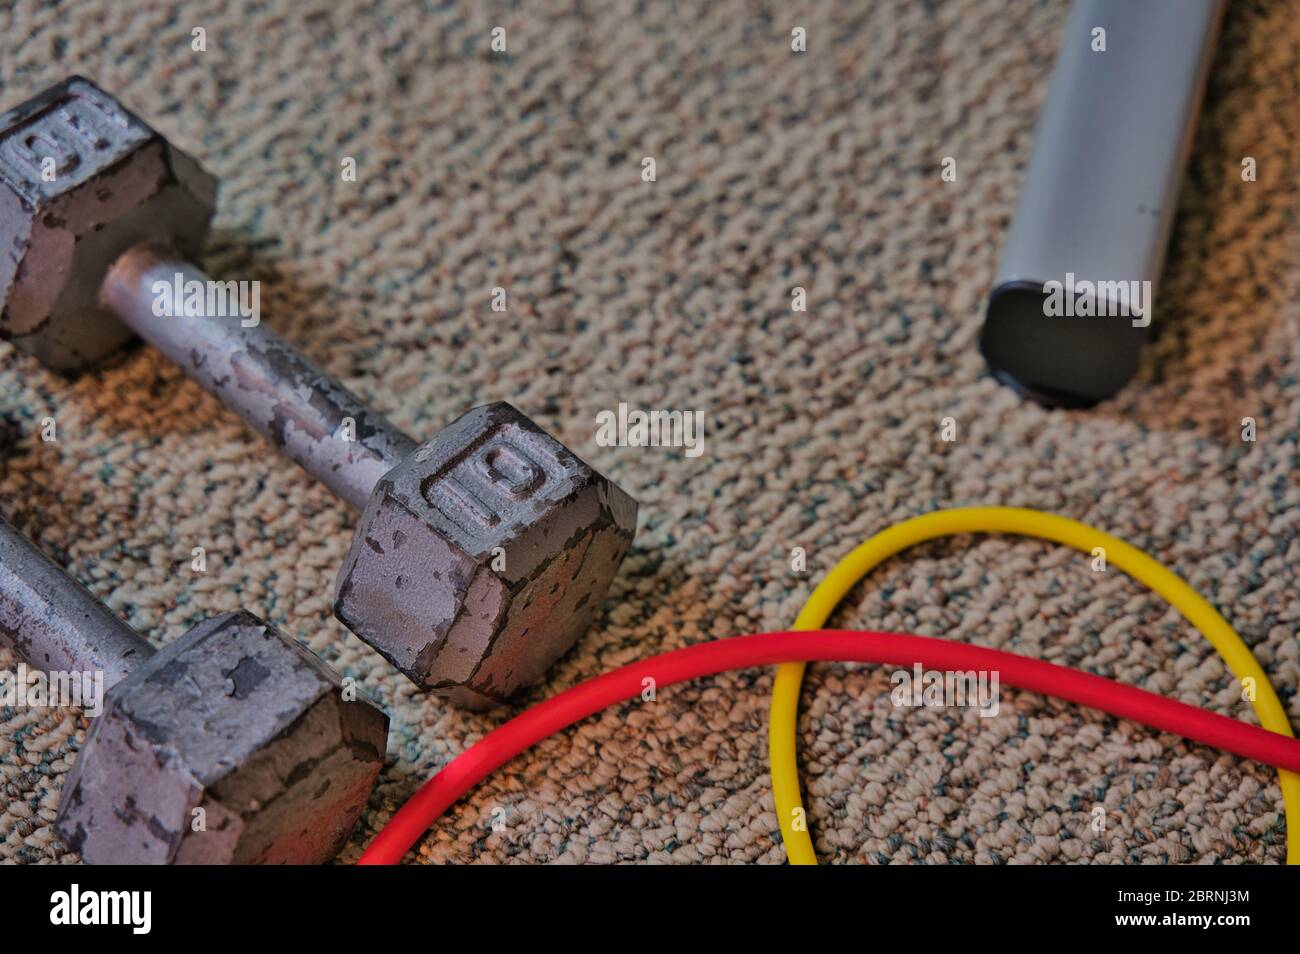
(979, 281), (1149, 409)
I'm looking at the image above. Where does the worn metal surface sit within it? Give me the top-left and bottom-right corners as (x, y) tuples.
(100, 246), (417, 511)
(55, 611), (389, 864)
(335, 402), (638, 707)
(0, 518), (387, 864)
(0, 76), (410, 505)
(104, 247), (642, 702)
(0, 516), (147, 689)
(0, 76), (215, 371)
(2, 76), (641, 705)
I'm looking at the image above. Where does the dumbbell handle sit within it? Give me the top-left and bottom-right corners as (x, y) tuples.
(100, 245), (419, 512)
(0, 517), (149, 690)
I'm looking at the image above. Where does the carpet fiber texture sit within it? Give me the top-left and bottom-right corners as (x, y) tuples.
(0, 0), (1297, 864)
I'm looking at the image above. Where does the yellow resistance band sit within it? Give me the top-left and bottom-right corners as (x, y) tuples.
(769, 506), (1298, 865)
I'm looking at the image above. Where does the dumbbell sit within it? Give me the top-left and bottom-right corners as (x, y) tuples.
(0, 515), (388, 863)
(0, 77), (638, 708)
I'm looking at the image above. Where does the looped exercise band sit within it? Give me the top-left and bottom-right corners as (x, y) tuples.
(769, 506), (1299, 865)
(360, 629), (1300, 864)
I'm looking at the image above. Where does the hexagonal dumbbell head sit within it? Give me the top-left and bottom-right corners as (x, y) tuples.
(335, 403), (637, 708)
(55, 611), (388, 864)
(0, 76), (216, 371)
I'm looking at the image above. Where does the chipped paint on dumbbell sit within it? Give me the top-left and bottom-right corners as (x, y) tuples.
(0, 521), (145, 689)
(58, 612), (387, 864)
(0, 77), (638, 706)
(101, 245), (417, 511)
(0, 77), (214, 372)
(336, 403), (636, 707)
(0, 517), (388, 864)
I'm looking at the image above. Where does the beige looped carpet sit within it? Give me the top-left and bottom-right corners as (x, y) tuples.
(0, 0), (1297, 864)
